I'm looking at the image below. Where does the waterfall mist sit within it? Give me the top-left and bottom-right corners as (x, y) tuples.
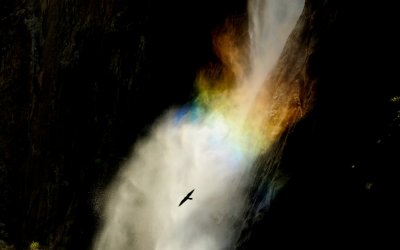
(93, 0), (308, 249)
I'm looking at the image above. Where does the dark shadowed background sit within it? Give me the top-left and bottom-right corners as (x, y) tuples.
(1, 0), (399, 249)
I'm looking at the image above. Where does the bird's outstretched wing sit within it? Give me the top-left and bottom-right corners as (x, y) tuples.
(178, 199), (186, 207)
(186, 189), (195, 197)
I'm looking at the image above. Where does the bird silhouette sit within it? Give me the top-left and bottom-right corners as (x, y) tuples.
(179, 189), (195, 206)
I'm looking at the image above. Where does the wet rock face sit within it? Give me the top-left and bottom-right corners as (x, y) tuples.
(1, 0), (154, 248)
(1, 1), (32, 248)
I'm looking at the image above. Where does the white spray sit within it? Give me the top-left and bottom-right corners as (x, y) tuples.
(93, 1), (305, 249)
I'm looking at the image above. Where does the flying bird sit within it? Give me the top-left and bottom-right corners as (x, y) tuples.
(179, 189), (195, 207)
